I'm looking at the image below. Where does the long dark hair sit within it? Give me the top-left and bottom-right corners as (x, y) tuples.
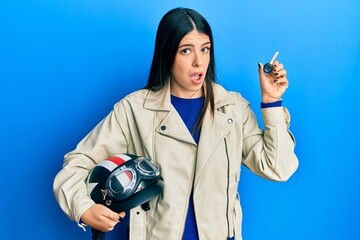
(145, 7), (216, 125)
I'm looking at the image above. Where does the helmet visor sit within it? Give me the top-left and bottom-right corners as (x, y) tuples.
(108, 168), (136, 198)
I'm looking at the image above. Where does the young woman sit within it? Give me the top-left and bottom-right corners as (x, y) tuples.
(53, 7), (298, 240)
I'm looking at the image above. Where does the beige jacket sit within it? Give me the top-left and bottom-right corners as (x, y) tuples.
(53, 83), (298, 240)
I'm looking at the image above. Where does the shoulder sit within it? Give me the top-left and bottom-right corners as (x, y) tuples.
(123, 89), (149, 103)
(212, 83), (250, 108)
(113, 89), (150, 110)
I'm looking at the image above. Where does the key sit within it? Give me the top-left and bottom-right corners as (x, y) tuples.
(263, 51), (279, 74)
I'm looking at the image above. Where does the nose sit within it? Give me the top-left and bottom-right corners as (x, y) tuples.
(192, 52), (203, 68)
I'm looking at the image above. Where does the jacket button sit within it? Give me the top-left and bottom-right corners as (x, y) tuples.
(160, 125), (166, 131)
(227, 118), (233, 124)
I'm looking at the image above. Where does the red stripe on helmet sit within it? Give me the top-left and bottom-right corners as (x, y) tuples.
(107, 156), (127, 166)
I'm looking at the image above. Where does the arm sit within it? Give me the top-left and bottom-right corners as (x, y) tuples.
(242, 104), (298, 181)
(53, 101), (129, 229)
(241, 61), (298, 181)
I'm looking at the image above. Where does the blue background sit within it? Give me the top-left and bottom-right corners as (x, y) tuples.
(1, 0), (359, 239)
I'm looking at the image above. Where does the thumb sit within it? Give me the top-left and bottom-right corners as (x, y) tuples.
(102, 206), (120, 221)
(258, 62), (265, 77)
(118, 212), (126, 222)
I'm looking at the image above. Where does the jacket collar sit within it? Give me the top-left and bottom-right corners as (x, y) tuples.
(143, 81), (172, 111)
(213, 83), (237, 109)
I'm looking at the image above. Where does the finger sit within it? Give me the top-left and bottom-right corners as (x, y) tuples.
(96, 204), (120, 222)
(273, 62), (284, 73)
(101, 211), (127, 231)
(274, 77), (289, 88)
(99, 215), (120, 232)
(107, 210), (121, 222)
(81, 204), (119, 232)
(118, 212), (126, 222)
(258, 62), (265, 76)
(272, 69), (287, 79)
(273, 60), (280, 66)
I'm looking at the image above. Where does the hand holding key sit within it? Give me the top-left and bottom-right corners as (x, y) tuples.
(258, 52), (289, 103)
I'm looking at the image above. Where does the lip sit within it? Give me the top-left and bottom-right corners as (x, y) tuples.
(190, 72), (204, 84)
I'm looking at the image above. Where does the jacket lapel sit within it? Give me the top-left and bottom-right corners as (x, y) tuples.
(155, 109), (196, 145)
(194, 84), (237, 184)
(144, 83), (196, 145)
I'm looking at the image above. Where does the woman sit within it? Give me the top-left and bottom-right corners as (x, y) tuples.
(53, 7), (298, 240)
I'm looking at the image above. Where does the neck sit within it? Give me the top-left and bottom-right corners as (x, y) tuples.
(170, 87), (204, 99)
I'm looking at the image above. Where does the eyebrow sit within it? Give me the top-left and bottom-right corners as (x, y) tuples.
(178, 41), (211, 48)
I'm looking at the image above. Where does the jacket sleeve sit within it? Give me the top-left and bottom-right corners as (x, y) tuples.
(53, 101), (130, 222)
(241, 104), (299, 181)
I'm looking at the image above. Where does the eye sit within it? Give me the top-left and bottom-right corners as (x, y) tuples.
(202, 47), (210, 53)
(180, 48), (191, 54)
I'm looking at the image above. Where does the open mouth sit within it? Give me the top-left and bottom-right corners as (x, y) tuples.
(190, 73), (203, 82)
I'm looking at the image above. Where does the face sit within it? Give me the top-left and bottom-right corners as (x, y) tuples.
(170, 30), (211, 98)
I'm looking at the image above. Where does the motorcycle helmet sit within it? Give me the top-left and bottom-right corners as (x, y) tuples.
(86, 154), (164, 212)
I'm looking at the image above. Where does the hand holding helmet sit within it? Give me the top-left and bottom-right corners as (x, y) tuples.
(80, 204), (125, 232)
(84, 154), (164, 240)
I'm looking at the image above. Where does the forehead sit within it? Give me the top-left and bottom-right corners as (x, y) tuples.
(179, 30), (210, 45)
